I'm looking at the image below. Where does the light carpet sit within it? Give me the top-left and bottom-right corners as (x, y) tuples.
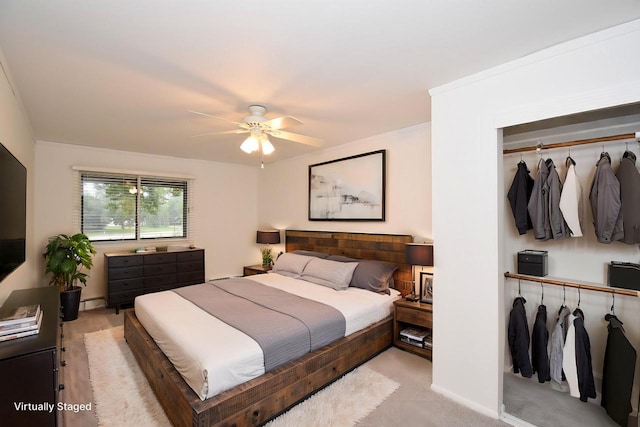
(85, 326), (400, 427)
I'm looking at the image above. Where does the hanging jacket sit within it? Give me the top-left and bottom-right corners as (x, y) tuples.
(546, 158), (568, 239)
(559, 157), (584, 237)
(508, 296), (532, 378)
(549, 305), (570, 385)
(562, 313), (579, 397)
(528, 158), (551, 240)
(616, 151), (640, 244)
(507, 161), (534, 235)
(589, 153), (624, 243)
(531, 304), (550, 383)
(601, 314), (637, 427)
(573, 308), (596, 402)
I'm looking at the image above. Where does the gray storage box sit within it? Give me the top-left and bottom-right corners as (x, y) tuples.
(517, 250), (548, 277)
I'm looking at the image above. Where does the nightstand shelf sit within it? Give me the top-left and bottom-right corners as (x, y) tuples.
(243, 265), (272, 276)
(393, 299), (432, 359)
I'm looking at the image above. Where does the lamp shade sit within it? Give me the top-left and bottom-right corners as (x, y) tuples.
(405, 243), (434, 266)
(256, 230), (280, 245)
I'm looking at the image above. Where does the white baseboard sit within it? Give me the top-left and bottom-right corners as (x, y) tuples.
(430, 383), (500, 419)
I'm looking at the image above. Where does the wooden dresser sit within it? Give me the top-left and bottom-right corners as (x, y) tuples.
(105, 248), (205, 313)
(0, 286), (63, 427)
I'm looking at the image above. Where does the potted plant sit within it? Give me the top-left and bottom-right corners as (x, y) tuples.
(261, 246), (274, 268)
(44, 233), (96, 321)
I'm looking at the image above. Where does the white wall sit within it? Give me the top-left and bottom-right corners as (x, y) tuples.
(257, 123), (432, 254)
(0, 48), (37, 304)
(429, 20), (640, 418)
(34, 141), (259, 306)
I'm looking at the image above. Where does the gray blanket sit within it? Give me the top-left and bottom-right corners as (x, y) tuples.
(173, 278), (346, 371)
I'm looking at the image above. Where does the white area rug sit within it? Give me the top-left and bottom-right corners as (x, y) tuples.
(85, 326), (399, 427)
(85, 326), (171, 426)
(266, 365), (400, 427)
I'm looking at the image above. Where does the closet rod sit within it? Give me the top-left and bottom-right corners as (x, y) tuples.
(502, 132), (639, 155)
(504, 272), (638, 297)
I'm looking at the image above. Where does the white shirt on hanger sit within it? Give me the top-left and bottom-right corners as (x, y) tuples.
(562, 314), (580, 399)
(559, 159), (583, 237)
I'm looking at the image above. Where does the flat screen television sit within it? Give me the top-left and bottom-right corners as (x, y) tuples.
(0, 142), (27, 282)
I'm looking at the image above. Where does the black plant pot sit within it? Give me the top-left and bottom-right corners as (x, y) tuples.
(60, 286), (82, 322)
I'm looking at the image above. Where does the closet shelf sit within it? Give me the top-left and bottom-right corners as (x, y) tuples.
(504, 272), (638, 297)
(503, 132), (639, 155)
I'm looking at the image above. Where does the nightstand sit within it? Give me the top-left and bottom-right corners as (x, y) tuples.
(243, 264), (272, 276)
(393, 299), (432, 359)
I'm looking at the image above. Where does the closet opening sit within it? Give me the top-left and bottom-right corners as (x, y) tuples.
(500, 102), (640, 427)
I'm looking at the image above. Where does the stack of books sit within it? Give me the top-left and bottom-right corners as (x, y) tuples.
(400, 326), (432, 349)
(0, 304), (42, 342)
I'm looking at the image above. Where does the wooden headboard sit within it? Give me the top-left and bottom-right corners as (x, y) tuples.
(285, 230), (413, 295)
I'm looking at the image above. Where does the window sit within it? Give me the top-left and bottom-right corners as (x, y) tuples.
(80, 172), (189, 242)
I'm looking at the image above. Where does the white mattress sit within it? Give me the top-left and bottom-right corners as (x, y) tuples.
(134, 273), (399, 400)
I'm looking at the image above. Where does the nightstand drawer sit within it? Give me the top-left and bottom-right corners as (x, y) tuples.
(396, 307), (432, 328)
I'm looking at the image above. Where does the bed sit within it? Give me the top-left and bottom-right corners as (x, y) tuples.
(124, 230), (413, 426)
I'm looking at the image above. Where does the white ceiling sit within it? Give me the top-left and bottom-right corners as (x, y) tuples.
(1, 1), (640, 167)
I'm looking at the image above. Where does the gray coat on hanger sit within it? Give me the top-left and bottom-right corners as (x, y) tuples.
(589, 153), (624, 243)
(616, 151), (640, 244)
(528, 158), (567, 240)
(528, 158), (551, 240)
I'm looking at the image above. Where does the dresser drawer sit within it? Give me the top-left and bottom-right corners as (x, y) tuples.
(144, 274), (177, 289)
(177, 270), (205, 285)
(144, 263), (177, 276)
(108, 289), (144, 305)
(107, 256), (143, 269)
(396, 307), (432, 328)
(108, 278), (144, 293)
(177, 250), (204, 262)
(177, 260), (204, 273)
(144, 252), (177, 265)
(108, 266), (144, 281)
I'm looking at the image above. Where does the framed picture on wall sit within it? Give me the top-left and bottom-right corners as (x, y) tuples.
(419, 272), (433, 304)
(308, 150), (386, 221)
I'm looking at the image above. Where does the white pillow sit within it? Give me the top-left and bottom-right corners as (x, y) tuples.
(271, 253), (313, 277)
(300, 258), (359, 290)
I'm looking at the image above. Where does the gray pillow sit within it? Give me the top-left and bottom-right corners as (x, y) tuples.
(350, 260), (398, 294)
(271, 253), (313, 277)
(291, 250), (330, 259)
(300, 258), (359, 291)
(327, 255), (397, 293)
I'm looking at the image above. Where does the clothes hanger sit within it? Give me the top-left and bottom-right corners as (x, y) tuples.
(566, 148), (576, 166)
(518, 279), (522, 297)
(558, 284), (567, 314)
(610, 292), (615, 315)
(573, 286), (583, 316)
(540, 282), (544, 305)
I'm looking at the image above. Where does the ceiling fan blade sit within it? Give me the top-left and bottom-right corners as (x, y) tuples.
(188, 110), (244, 126)
(262, 116), (303, 130)
(191, 129), (249, 138)
(267, 129), (323, 147)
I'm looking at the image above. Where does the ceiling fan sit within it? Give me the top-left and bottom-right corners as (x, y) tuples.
(190, 105), (323, 155)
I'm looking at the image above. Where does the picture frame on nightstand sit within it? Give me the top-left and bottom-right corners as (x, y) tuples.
(419, 272), (433, 304)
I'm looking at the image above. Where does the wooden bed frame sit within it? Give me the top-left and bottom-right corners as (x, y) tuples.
(124, 230), (412, 426)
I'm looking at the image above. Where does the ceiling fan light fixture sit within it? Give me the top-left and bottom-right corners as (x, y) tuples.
(261, 136), (275, 155)
(240, 135), (259, 153)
